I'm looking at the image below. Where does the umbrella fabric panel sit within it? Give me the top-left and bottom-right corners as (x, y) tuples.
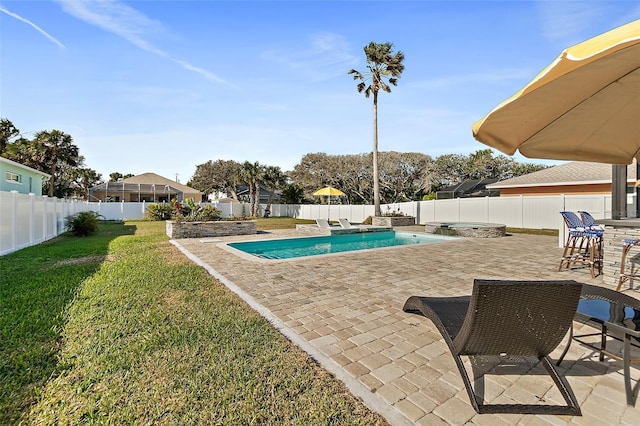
(313, 186), (346, 196)
(472, 19), (640, 165)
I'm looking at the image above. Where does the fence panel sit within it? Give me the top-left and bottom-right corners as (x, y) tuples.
(433, 199), (462, 222)
(0, 192), (13, 255)
(521, 196), (565, 229)
(459, 198), (489, 223)
(486, 197), (521, 227)
(16, 193), (32, 250)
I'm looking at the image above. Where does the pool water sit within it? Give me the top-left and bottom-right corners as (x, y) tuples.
(227, 231), (456, 260)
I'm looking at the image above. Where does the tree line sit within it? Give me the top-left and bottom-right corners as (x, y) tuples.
(2, 117), (546, 208)
(187, 151), (546, 212)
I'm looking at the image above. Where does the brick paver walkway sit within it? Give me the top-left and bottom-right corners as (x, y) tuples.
(172, 228), (640, 425)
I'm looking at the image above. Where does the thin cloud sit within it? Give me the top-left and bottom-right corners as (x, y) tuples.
(409, 69), (535, 90)
(53, 0), (230, 86)
(536, 1), (606, 46)
(0, 5), (66, 48)
(262, 33), (359, 81)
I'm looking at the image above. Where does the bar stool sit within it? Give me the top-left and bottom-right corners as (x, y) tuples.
(559, 211), (603, 278)
(617, 238), (640, 291)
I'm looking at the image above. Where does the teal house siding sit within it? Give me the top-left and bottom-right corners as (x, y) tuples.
(0, 157), (50, 196)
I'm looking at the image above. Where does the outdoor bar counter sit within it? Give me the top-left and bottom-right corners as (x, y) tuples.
(597, 219), (640, 287)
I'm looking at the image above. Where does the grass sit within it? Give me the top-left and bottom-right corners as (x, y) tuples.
(507, 227), (559, 236)
(1, 219), (386, 425)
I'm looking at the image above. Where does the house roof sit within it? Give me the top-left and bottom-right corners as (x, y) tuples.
(0, 156), (51, 178)
(439, 179), (499, 194)
(488, 161), (638, 188)
(119, 173), (200, 193)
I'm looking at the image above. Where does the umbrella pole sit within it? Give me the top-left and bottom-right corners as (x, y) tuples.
(612, 165), (627, 219)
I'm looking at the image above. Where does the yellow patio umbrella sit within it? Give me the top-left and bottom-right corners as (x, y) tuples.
(313, 186), (346, 220)
(472, 19), (640, 164)
(472, 19), (640, 219)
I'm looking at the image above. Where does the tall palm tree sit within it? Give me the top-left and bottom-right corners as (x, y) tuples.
(348, 42), (404, 216)
(33, 130), (79, 196)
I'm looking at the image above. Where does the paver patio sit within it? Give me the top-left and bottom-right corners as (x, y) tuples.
(172, 227), (640, 425)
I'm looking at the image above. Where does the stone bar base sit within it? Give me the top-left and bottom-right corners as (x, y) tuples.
(599, 219), (640, 287)
(166, 220), (257, 239)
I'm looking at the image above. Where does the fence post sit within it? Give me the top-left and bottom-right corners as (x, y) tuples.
(42, 196), (47, 240)
(485, 196), (490, 222)
(558, 194), (566, 248)
(11, 191), (18, 253)
(29, 193), (35, 246)
(52, 197), (58, 236)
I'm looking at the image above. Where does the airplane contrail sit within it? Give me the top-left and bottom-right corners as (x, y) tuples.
(0, 5), (66, 49)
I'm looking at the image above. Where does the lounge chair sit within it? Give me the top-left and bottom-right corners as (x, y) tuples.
(403, 279), (582, 415)
(338, 218), (356, 229)
(316, 218), (334, 229)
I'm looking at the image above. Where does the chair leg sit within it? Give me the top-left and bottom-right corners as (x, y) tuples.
(452, 353), (581, 415)
(557, 325), (574, 366)
(618, 244), (633, 291)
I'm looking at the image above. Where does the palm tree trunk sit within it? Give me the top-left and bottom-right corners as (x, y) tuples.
(373, 91), (380, 216)
(48, 162), (56, 197)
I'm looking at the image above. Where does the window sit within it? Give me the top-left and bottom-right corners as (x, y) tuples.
(5, 172), (22, 184)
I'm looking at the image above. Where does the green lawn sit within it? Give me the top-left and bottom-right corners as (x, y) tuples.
(1, 219), (386, 425)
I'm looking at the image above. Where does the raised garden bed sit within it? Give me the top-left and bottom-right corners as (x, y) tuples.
(371, 216), (416, 227)
(166, 220), (257, 239)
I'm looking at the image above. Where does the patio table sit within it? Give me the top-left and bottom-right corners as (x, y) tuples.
(558, 284), (640, 405)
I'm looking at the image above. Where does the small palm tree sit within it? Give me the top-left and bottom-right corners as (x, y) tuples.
(262, 165), (287, 217)
(33, 130), (80, 196)
(238, 161), (264, 217)
(349, 42), (404, 216)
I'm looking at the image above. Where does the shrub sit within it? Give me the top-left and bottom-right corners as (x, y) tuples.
(145, 203), (173, 220)
(196, 205), (223, 221)
(146, 200), (222, 222)
(65, 211), (103, 237)
(381, 206), (407, 217)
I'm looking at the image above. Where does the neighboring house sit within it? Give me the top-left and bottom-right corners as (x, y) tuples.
(488, 161), (638, 196)
(0, 156), (50, 196)
(88, 172), (203, 202)
(236, 184), (281, 204)
(436, 179), (500, 200)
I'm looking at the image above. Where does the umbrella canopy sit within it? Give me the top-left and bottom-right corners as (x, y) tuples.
(313, 186), (346, 197)
(472, 19), (640, 164)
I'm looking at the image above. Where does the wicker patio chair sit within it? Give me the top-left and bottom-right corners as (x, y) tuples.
(559, 211), (602, 277)
(403, 279), (583, 415)
(577, 210), (605, 235)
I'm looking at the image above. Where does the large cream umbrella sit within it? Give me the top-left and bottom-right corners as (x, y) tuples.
(472, 19), (640, 218)
(473, 19), (640, 163)
(313, 186), (346, 220)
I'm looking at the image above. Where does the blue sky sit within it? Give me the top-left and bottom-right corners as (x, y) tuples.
(2, 1), (639, 184)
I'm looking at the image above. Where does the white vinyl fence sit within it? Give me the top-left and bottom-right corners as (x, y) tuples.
(0, 191), (93, 256)
(1, 190), (636, 256)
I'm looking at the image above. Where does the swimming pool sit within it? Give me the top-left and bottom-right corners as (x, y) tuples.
(226, 231), (456, 260)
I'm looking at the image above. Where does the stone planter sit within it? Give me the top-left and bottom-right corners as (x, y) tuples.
(166, 220), (257, 239)
(371, 216), (416, 227)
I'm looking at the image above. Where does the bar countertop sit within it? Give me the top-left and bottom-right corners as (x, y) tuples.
(596, 218), (640, 228)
